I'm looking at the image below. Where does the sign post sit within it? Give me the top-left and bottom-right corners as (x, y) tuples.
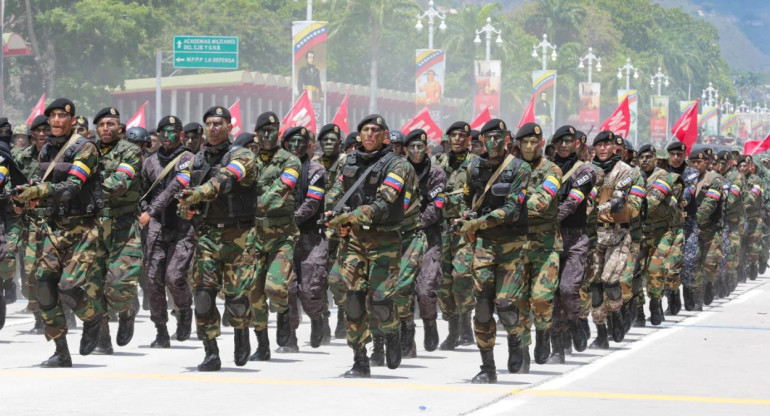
(172, 35), (239, 70)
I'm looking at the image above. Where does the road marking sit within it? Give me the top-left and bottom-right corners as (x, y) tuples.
(521, 390), (770, 405)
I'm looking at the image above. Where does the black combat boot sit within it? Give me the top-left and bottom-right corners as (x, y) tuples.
(384, 331), (402, 369)
(150, 323), (171, 348)
(620, 301), (631, 333)
(623, 299), (636, 334)
(250, 329), (271, 361)
(649, 299), (663, 326)
(31, 311), (45, 334)
(666, 290), (682, 315)
(116, 309), (136, 347)
(589, 324), (609, 349)
(516, 346), (531, 374)
(506, 334), (523, 373)
(197, 338), (221, 371)
(693, 287), (704, 312)
(276, 310), (291, 347)
(633, 304), (646, 327)
(580, 317), (590, 341)
(334, 309), (346, 339)
(683, 286), (695, 311)
(400, 320), (417, 358)
(750, 263), (758, 281)
(471, 350), (497, 384)
(439, 315), (460, 350)
(610, 310), (624, 342)
(276, 327), (299, 353)
(369, 335), (385, 367)
(310, 316), (325, 348)
(93, 318), (114, 355)
(41, 337), (72, 368)
(703, 282), (714, 306)
(562, 330), (572, 355)
(459, 311), (474, 345)
(80, 315), (103, 356)
(233, 328), (251, 366)
(758, 260), (766, 276)
(322, 311), (332, 345)
(3, 279), (17, 303)
(423, 319), (439, 352)
(175, 307), (192, 342)
(547, 331), (565, 364)
(534, 329), (550, 365)
(0, 294), (5, 331)
(343, 348), (371, 378)
(569, 319), (587, 352)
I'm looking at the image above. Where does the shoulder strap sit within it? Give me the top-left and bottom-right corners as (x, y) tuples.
(471, 153), (515, 213)
(562, 160), (585, 181)
(140, 152), (188, 202)
(332, 152), (397, 213)
(41, 134), (84, 182)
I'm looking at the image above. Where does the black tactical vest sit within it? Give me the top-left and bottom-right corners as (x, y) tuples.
(39, 136), (104, 219)
(296, 157), (323, 233)
(340, 150), (404, 226)
(191, 144), (257, 225)
(469, 157), (528, 235)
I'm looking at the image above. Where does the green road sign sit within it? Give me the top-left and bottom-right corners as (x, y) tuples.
(173, 35), (239, 69)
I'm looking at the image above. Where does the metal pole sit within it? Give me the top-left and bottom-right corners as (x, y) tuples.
(485, 31), (491, 61)
(307, 0), (312, 21)
(587, 60), (592, 84)
(657, 80), (662, 96)
(155, 50), (162, 127)
(626, 67), (630, 91)
(428, 16), (434, 49)
(542, 45), (546, 71)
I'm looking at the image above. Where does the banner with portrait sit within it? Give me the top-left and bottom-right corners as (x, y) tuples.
(578, 82), (600, 133)
(650, 95), (669, 145)
(292, 21), (328, 124)
(737, 113), (752, 141)
(532, 70), (556, 138)
(720, 113), (738, 137)
(416, 49), (446, 122)
(699, 106), (718, 138)
(473, 60), (501, 119)
(618, 90), (638, 145)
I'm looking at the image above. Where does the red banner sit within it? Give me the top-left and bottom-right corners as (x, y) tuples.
(125, 101), (148, 129)
(470, 107), (491, 130)
(281, 90), (316, 136)
(401, 107), (442, 144)
(331, 90), (350, 136)
(578, 82), (600, 132)
(228, 100), (242, 137)
(671, 99), (699, 156)
(25, 93), (46, 126)
(745, 133), (770, 155)
(599, 96), (631, 138)
(518, 94), (536, 129)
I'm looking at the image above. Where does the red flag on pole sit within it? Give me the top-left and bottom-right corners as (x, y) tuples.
(599, 96), (631, 138)
(281, 90), (316, 136)
(331, 90), (350, 136)
(670, 98), (699, 156)
(517, 94), (536, 129)
(228, 99), (242, 137)
(25, 93), (46, 126)
(744, 133), (770, 155)
(401, 107), (442, 144)
(125, 101), (148, 129)
(470, 107), (491, 130)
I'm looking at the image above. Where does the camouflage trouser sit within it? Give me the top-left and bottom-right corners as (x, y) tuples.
(327, 234), (347, 308)
(193, 225), (257, 341)
(472, 235), (527, 351)
(394, 229), (441, 321)
(579, 240), (597, 320)
(288, 232), (328, 328)
(665, 227), (684, 290)
(590, 227), (630, 325)
(694, 228), (722, 289)
(436, 225), (474, 319)
(621, 228), (642, 303)
(36, 220), (102, 340)
(725, 221), (741, 287)
(94, 214), (143, 316)
(339, 228), (401, 350)
(0, 215), (22, 285)
(143, 220), (194, 325)
(250, 227), (296, 331)
(681, 219), (700, 288)
(553, 228), (589, 332)
(514, 248), (560, 346)
(637, 228), (673, 301)
(22, 216), (45, 311)
(746, 216), (763, 267)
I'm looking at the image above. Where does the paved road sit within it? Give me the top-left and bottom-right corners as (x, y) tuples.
(1, 276), (768, 415)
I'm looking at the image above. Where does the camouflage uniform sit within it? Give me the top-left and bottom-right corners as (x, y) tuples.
(743, 172), (763, 279)
(622, 168), (645, 327)
(579, 165), (604, 325)
(692, 163), (724, 308)
(722, 165), (744, 293)
(318, 151), (347, 324)
(13, 144), (42, 313)
(1, 135), (28, 328)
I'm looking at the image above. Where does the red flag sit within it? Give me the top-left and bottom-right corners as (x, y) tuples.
(470, 107), (491, 130)
(745, 133), (770, 155)
(228, 100), (242, 137)
(25, 93), (46, 126)
(401, 107), (442, 144)
(599, 96), (631, 138)
(331, 90), (350, 135)
(670, 99), (699, 156)
(125, 101), (148, 129)
(517, 94), (536, 129)
(281, 90), (316, 136)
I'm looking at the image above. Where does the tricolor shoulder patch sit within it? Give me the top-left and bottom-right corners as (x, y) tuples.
(630, 185), (646, 199)
(69, 161), (91, 182)
(281, 168), (299, 189)
(652, 180), (671, 196)
(383, 172), (404, 193)
(307, 185), (324, 200)
(176, 170), (191, 187)
(226, 161), (246, 182)
(706, 189), (721, 200)
(542, 175), (560, 197)
(568, 188), (585, 204)
(116, 163), (136, 179)
(435, 192), (446, 209)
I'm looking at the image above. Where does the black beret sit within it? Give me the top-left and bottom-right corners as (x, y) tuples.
(0, 117), (10, 129)
(470, 129), (481, 142)
(551, 125), (576, 143)
(575, 130), (588, 144)
(622, 139), (634, 152)
(667, 141), (686, 153)
(255, 112), (280, 131)
(234, 132), (256, 147)
(93, 107), (120, 124)
(203, 105), (231, 123)
(44, 98), (75, 117)
(343, 132), (359, 151)
(318, 123), (342, 139)
(592, 130), (615, 145)
(157, 115), (183, 131)
(183, 122), (203, 135)
(514, 122), (542, 140)
(637, 144), (655, 156)
(281, 126), (311, 142)
(404, 129), (428, 145)
(689, 149), (710, 160)
(717, 150), (732, 161)
(389, 130), (405, 144)
(737, 155), (752, 165)
(480, 119), (509, 136)
(30, 115), (49, 130)
(445, 121), (471, 136)
(73, 116), (89, 128)
(703, 147), (713, 157)
(357, 114), (388, 132)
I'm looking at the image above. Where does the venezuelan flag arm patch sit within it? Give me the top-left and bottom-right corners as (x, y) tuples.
(116, 163), (136, 179)
(307, 185), (324, 200)
(730, 184), (741, 196)
(403, 191), (412, 210)
(517, 188), (527, 204)
(68, 161), (91, 182)
(435, 192), (445, 209)
(568, 188), (585, 203)
(175, 170), (191, 187)
(383, 172), (404, 193)
(652, 180), (671, 196)
(542, 176), (560, 197)
(630, 185), (646, 198)
(751, 184), (762, 196)
(589, 187), (597, 200)
(706, 189), (721, 200)
(0, 166), (8, 184)
(280, 168), (299, 189)
(226, 161), (246, 182)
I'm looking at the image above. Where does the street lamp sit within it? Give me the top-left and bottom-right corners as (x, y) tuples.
(722, 98), (734, 114)
(416, 0), (447, 50)
(649, 67), (670, 96)
(702, 82), (719, 108)
(739, 101), (748, 113)
(474, 17), (502, 61)
(616, 58), (639, 90)
(531, 34), (557, 71)
(578, 47), (601, 83)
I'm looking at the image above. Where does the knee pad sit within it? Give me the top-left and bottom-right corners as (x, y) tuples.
(370, 298), (393, 322)
(344, 290), (366, 322)
(474, 295), (495, 324)
(58, 286), (85, 310)
(224, 295), (250, 319)
(193, 288), (217, 319)
(590, 282), (604, 308)
(495, 298), (519, 327)
(36, 279), (59, 311)
(604, 282), (623, 301)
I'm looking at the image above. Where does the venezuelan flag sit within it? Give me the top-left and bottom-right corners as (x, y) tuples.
(706, 189), (721, 200)
(226, 161), (246, 181)
(568, 189), (585, 203)
(116, 163), (136, 179)
(175, 170), (191, 187)
(630, 185), (646, 198)
(435, 193), (446, 209)
(307, 185), (324, 200)
(652, 180), (671, 196)
(730, 184), (741, 197)
(69, 161), (91, 182)
(542, 176), (560, 197)
(383, 172), (404, 193)
(281, 168), (299, 189)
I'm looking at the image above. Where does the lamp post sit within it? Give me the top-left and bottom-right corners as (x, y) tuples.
(722, 98), (734, 114)
(702, 82), (719, 108)
(650, 67), (670, 96)
(474, 17), (502, 61)
(617, 58), (639, 90)
(739, 101), (748, 113)
(578, 47), (601, 83)
(531, 34), (557, 71)
(415, 0), (447, 50)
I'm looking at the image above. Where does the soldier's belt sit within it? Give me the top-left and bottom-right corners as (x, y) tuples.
(598, 222), (630, 229)
(642, 221), (669, 233)
(254, 216), (293, 228)
(527, 222), (557, 234)
(101, 204), (137, 218)
(205, 219), (255, 229)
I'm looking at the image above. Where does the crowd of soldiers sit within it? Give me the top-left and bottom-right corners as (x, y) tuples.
(0, 97), (768, 382)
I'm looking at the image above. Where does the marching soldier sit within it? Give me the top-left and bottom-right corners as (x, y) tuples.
(183, 122), (204, 154)
(740, 156), (763, 281)
(717, 150), (744, 295)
